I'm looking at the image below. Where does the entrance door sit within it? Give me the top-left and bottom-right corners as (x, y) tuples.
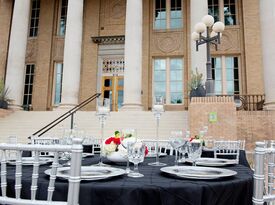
(102, 76), (124, 111)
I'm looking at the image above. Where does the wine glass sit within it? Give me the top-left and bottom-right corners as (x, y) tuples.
(169, 131), (184, 166)
(188, 141), (202, 166)
(148, 96), (166, 166)
(95, 98), (110, 166)
(128, 142), (146, 178)
(121, 129), (137, 173)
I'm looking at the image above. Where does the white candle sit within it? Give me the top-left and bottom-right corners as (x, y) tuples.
(97, 106), (110, 114)
(153, 104), (164, 112)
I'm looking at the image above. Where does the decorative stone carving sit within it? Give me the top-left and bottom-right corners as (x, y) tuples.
(211, 28), (240, 53)
(152, 32), (183, 54)
(103, 0), (126, 25)
(110, 1), (125, 19)
(25, 39), (37, 62)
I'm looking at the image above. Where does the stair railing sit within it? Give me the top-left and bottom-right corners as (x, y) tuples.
(29, 93), (101, 138)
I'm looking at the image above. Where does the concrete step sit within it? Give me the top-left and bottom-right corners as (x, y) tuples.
(0, 110), (189, 143)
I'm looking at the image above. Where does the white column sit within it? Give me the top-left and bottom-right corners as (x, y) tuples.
(5, 0), (31, 108)
(121, 0), (143, 111)
(60, 0), (83, 108)
(190, 0), (208, 82)
(259, 0), (275, 110)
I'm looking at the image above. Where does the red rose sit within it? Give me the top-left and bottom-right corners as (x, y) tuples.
(145, 146), (149, 156)
(113, 137), (121, 145)
(105, 137), (114, 144)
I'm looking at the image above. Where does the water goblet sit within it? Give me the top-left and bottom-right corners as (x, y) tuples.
(188, 141), (202, 166)
(169, 131), (184, 166)
(120, 129), (137, 173)
(128, 142), (146, 178)
(177, 137), (190, 163)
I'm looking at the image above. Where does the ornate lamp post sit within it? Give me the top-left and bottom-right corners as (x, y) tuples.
(192, 15), (225, 96)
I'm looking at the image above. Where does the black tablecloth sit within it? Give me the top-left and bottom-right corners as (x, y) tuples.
(3, 155), (253, 205)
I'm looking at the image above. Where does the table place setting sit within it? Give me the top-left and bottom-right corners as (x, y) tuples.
(184, 157), (238, 167)
(160, 166), (237, 180)
(44, 166), (126, 181)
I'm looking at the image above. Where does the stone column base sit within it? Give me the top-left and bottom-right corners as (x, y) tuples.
(264, 102), (275, 110)
(8, 104), (23, 110)
(120, 103), (143, 111)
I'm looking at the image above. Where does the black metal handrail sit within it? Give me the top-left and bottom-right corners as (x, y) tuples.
(30, 93), (101, 138)
(216, 94), (265, 111)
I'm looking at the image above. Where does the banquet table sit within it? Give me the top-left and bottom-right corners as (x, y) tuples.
(3, 155), (253, 205)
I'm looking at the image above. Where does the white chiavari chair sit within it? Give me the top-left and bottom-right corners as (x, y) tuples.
(253, 141), (275, 205)
(142, 139), (174, 156)
(90, 138), (102, 154)
(0, 138), (83, 205)
(214, 140), (241, 163)
(31, 136), (60, 157)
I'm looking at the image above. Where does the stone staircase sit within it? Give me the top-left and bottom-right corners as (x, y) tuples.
(0, 110), (189, 143)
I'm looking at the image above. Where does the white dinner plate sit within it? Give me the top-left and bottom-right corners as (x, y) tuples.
(146, 153), (167, 158)
(7, 157), (53, 166)
(194, 158), (237, 167)
(45, 166), (125, 181)
(161, 166), (237, 180)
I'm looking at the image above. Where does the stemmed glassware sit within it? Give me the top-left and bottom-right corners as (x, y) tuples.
(95, 98), (110, 166)
(120, 129), (137, 174)
(148, 96), (166, 166)
(169, 131), (185, 166)
(127, 142), (146, 178)
(188, 141), (202, 166)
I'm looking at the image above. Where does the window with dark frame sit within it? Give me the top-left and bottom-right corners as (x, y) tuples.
(224, 0), (237, 25)
(23, 65), (35, 108)
(29, 0), (40, 37)
(155, 0), (167, 29)
(153, 58), (184, 104)
(154, 0), (183, 30)
(211, 56), (240, 95)
(170, 0), (182, 29)
(208, 0), (237, 25)
(59, 0), (68, 36)
(54, 63), (63, 105)
(208, 0), (219, 22)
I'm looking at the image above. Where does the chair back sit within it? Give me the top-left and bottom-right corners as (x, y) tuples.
(142, 139), (173, 155)
(0, 138), (83, 205)
(214, 140), (241, 163)
(253, 141), (275, 205)
(31, 136), (60, 157)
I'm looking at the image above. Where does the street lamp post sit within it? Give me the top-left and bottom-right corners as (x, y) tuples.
(192, 15), (225, 96)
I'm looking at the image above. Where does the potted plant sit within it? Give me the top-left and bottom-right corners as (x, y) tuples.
(0, 79), (11, 109)
(188, 68), (206, 98)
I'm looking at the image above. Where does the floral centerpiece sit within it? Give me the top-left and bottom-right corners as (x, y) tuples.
(189, 135), (205, 146)
(102, 131), (148, 163)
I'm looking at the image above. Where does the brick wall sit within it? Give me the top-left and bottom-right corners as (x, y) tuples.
(189, 96), (237, 140)
(237, 111), (275, 151)
(189, 97), (275, 153)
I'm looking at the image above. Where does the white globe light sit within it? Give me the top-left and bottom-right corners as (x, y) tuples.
(210, 31), (217, 38)
(194, 22), (206, 33)
(191, 32), (200, 41)
(213, 21), (225, 33)
(202, 15), (214, 27)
